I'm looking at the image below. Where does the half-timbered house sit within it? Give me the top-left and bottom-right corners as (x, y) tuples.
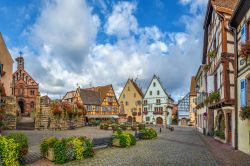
(230, 0), (250, 154)
(203, 0), (237, 147)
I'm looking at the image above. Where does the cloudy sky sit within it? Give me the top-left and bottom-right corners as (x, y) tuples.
(0, 0), (207, 101)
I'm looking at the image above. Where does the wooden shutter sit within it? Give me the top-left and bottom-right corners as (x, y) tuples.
(240, 79), (247, 107)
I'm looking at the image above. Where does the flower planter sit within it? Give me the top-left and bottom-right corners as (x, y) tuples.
(45, 148), (55, 161)
(112, 138), (121, 147)
(214, 136), (226, 144)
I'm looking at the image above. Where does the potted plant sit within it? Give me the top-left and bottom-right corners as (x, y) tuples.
(132, 112), (137, 116)
(143, 110), (148, 115)
(240, 41), (250, 61)
(203, 64), (211, 72)
(208, 50), (216, 59)
(239, 106), (250, 120)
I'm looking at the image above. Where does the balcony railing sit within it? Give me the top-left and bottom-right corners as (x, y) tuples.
(153, 111), (163, 115)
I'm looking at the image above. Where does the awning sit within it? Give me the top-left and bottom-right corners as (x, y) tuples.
(86, 115), (119, 119)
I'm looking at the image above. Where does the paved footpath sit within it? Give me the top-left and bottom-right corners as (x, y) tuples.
(198, 132), (250, 166)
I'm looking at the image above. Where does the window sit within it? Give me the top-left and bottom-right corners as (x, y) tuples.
(144, 107), (147, 112)
(143, 100), (147, 105)
(128, 87), (130, 91)
(157, 90), (160, 95)
(150, 91), (152, 95)
(96, 106), (100, 111)
(87, 105), (92, 111)
(241, 25), (247, 43)
(0, 64), (3, 78)
(146, 117), (150, 121)
(156, 99), (160, 104)
(123, 94), (125, 98)
(107, 106), (112, 112)
(114, 107), (117, 112)
(30, 90), (35, 95)
(153, 82), (156, 87)
(240, 79), (247, 107)
(214, 73), (218, 91)
(126, 101), (129, 106)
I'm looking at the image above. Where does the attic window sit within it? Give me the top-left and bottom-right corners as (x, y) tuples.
(128, 87), (130, 91)
(153, 82), (156, 87)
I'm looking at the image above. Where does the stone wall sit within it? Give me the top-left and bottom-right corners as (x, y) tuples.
(1, 96), (18, 129)
(35, 103), (85, 130)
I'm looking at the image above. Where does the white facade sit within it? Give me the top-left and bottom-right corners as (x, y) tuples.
(142, 75), (173, 125)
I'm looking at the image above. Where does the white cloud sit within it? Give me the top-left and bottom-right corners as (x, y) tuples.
(179, 0), (207, 14)
(105, 1), (138, 38)
(12, 0), (206, 101)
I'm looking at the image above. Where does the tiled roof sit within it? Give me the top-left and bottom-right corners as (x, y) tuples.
(86, 84), (112, 102)
(79, 89), (101, 105)
(211, 0), (237, 11)
(190, 76), (197, 96)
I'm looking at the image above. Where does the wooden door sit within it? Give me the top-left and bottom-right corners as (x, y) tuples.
(156, 117), (163, 125)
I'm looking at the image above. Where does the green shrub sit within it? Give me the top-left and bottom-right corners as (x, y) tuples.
(40, 136), (94, 164)
(100, 124), (104, 129)
(0, 136), (20, 166)
(53, 139), (67, 164)
(103, 124), (109, 130)
(131, 125), (137, 131)
(214, 130), (225, 139)
(127, 133), (136, 145)
(139, 128), (157, 139)
(112, 131), (136, 148)
(111, 124), (118, 131)
(120, 124), (127, 131)
(138, 124), (146, 130)
(8, 132), (28, 160)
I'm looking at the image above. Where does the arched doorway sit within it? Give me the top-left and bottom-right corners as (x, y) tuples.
(181, 118), (187, 126)
(127, 116), (132, 122)
(18, 100), (25, 114)
(156, 117), (163, 125)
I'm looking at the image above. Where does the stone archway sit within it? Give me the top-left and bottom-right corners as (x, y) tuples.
(18, 100), (25, 114)
(156, 117), (163, 125)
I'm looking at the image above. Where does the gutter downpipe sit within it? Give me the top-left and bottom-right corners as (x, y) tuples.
(229, 24), (238, 150)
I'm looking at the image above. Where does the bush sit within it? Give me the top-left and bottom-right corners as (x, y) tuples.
(7, 132), (28, 160)
(214, 130), (225, 140)
(120, 124), (127, 131)
(0, 136), (20, 166)
(139, 128), (157, 139)
(40, 136), (94, 164)
(138, 124), (146, 130)
(111, 124), (118, 131)
(103, 124), (109, 130)
(131, 125), (137, 131)
(112, 131), (136, 148)
(100, 124), (104, 129)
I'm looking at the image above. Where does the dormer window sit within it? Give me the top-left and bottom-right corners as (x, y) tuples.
(150, 91), (152, 95)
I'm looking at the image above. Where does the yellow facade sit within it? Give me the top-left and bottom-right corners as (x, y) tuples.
(118, 79), (143, 122)
(189, 96), (196, 126)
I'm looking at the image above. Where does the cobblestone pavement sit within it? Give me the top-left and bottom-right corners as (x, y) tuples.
(198, 133), (250, 166)
(63, 126), (218, 166)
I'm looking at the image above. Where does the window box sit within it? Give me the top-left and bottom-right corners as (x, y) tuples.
(240, 41), (250, 60)
(239, 106), (250, 121)
(208, 50), (216, 59)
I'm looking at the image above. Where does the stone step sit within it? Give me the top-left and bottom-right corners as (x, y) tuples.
(16, 122), (35, 130)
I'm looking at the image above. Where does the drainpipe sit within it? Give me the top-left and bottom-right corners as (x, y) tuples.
(229, 24), (238, 150)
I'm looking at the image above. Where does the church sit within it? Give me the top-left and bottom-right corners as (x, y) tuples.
(12, 56), (39, 116)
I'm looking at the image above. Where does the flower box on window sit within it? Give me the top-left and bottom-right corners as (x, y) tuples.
(208, 50), (216, 59)
(153, 111), (163, 115)
(240, 41), (250, 60)
(239, 106), (250, 120)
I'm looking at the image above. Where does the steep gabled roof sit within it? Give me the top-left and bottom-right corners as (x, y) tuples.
(118, 79), (143, 101)
(144, 75), (173, 101)
(86, 84), (112, 102)
(79, 89), (101, 105)
(13, 67), (39, 86)
(62, 91), (75, 100)
(189, 76), (197, 97)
